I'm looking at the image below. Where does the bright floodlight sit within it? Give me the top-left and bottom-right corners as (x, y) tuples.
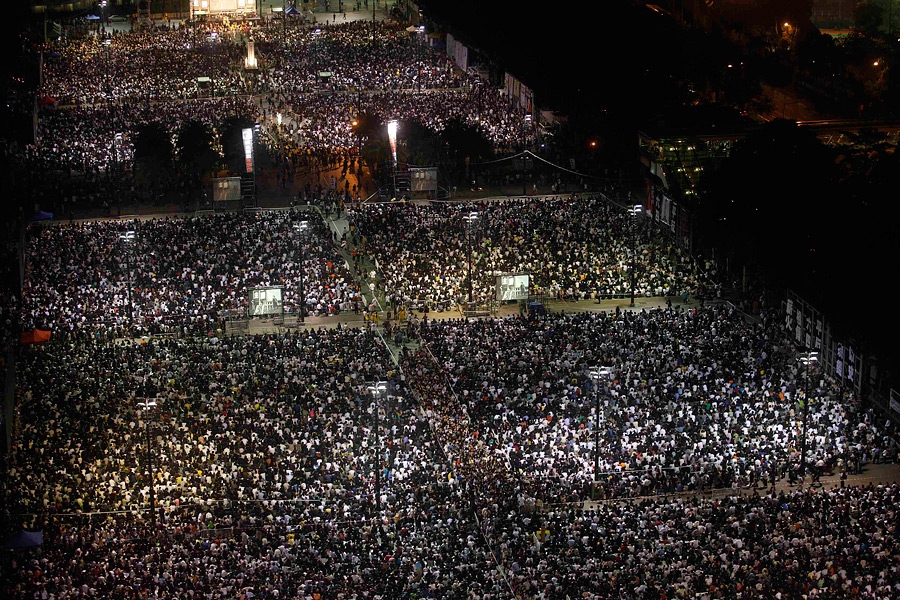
(368, 381), (388, 396)
(800, 351), (819, 365)
(387, 120), (399, 166)
(589, 366), (613, 380)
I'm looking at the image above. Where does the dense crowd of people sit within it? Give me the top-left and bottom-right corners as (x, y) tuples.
(3, 328), (514, 599)
(490, 484), (900, 598)
(407, 307), (893, 501)
(23, 211), (355, 338)
(264, 85), (529, 154)
(41, 26), (246, 105)
(262, 21), (463, 93)
(349, 196), (714, 310)
(2, 308), (898, 599)
(35, 19), (527, 181)
(7, 12), (900, 600)
(34, 97), (259, 173)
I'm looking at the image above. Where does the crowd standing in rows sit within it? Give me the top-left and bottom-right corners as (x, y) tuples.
(4, 328), (513, 599)
(34, 19), (528, 186)
(5, 11), (899, 600)
(24, 212), (355, 338)
(3, 309), (898, 599)
(408, 307), (892, 501)
(350, 197), (714, 310)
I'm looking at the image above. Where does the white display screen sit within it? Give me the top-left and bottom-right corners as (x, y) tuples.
(248, 287), (283, 316)
(496, 274), (530, 301)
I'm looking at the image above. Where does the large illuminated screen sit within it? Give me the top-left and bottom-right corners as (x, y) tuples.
(248, 287), (283, 317)
(496, 274), (530, 301)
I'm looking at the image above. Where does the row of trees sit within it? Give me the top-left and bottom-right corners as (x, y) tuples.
(132, 117), (254, 204)
(352, 112), (493, 192)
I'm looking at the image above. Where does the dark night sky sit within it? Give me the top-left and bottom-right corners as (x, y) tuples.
(419, 0), (678, 114)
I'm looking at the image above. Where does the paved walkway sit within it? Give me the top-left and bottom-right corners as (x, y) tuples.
(573, 463), (900, 511)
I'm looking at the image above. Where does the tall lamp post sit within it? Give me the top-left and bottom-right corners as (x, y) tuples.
(799, 350), (819, 477)
(629, 204), (643, 307)
(588, 366), (613, 478)
(293, 220), (308, 323)
(367, 381), (388, 516)
(462, 211), (479, 305)
(138, 398), (159, 531)
(119, 230), (136, 333)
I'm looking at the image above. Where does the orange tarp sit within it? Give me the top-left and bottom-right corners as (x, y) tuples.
(20, 330), (51, 345)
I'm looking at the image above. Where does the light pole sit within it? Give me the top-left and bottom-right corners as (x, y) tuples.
(351, 119), (360, 158)
(629, 204), (643, 307)
(462, 211), (479, 305)
(367, 381), (388, 515)
(799, 350), (819, 478)
(119, 230), (136, 333)
(112, 131), (123, 216)
(294, 220), (308, 323)
(138, 398), (159, 531)
(588, 366), (613, 478)
(100, 0), (108, 34)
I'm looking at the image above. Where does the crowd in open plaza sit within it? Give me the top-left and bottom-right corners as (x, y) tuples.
(31, 19), (527, 189)
(262, 21), (463, 93)
(409, 308), (893, 500)
(349, 196), (712, 310)
(3, 308), (898, 598)
(3, 6), (900, 600)
(34, 97), (258, 173)
(42, 25), (247, 104)
(23, 211), (355, 339)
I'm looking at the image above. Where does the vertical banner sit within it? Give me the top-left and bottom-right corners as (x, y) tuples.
(242, 128), (254, 173)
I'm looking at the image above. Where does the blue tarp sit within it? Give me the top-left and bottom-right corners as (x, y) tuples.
(85, 14), (100, 20)
(30, 211), (53, 222)
(3, 530), (43, 549)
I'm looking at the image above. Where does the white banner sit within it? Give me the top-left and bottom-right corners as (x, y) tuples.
(446, 34), (469, 71)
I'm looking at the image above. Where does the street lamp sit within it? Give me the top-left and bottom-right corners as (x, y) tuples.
(587, 366), (613, 478)
(293, 221), (308, 323)
(629, 204), (643, 307)
(351, 119), (361, 158)
(799, 350), (819, 478)
(462, 211), (479, 305)
(138, 398), (159, 531)
(119, 230), (136, 332)
(367, 381), (388, 516)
